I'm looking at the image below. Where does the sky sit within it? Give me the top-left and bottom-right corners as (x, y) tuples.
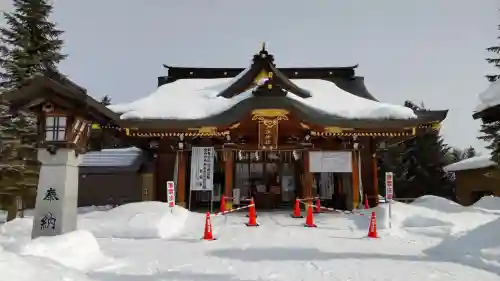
(0, 0), (498, 153)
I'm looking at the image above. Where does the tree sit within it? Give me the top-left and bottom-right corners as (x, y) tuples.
(379, 101), (454, 199)
(0, 0), (66, 221)
(0, 0), (66, 89)
(479, 20), (500, 165)
(445, 146), (478, 164)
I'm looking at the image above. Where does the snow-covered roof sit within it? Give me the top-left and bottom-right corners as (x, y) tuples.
(444, 155), (496, 172)
(108, 78), (416, 120)
(475, 80), (500, 113)
(80, 147), (142, 167)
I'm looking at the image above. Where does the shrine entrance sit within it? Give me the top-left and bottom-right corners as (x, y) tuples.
(234, 150), (299, 209)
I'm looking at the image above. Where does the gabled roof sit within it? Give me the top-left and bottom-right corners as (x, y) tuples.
(110, 46), (447, 127)
(0, 72), (121, 125)
(213, 47), (312, 99)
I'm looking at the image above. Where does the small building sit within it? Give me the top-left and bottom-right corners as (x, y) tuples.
(78, 147), (151, 207)
(444, 155), (499, 205)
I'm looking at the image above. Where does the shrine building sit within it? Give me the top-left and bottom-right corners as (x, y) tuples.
(1, 46), (448, 211)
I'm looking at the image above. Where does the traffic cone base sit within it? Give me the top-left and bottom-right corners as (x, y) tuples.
(291, 199), (303, 218)
(219, 196), (226, 214)
(304, 205), (317, 228)
(313, 197), (322, 213)
(245, 198), (259, 227)
(367, 211), (378, 238)
(202, 212), (216, 241)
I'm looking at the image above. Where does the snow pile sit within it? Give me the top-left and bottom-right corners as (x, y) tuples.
(79, 202), (191, 239)
(19, 230), (110, 271)
(476, 79), (500, 113)
(473, 196), (500, 211)
(374, 196), (498, 235)
(109, 78), (253, 120)
(0, 248), (96, 281)
(290, 79), (416, 119)
(0, 217), (33, 237)
(109, 77), (416, 120)
(444, 154), (495, 172)
(411, 195), (465, 213)
(425, 217), (500, 273)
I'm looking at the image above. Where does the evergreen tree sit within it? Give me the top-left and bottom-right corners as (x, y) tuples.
(0, 0), (66, 89)
(445, 146), (478, 164)
(379, 101), (454, 199)
(479, 20), (500, 165)
(463, 146), (477, 159)
(0, 0), (66, 220)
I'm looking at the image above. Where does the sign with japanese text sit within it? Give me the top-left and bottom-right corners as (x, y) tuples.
(167, 181), (175, 208)
(258, 119), (278, 150)
(189, 147), (215, 191)
(385, 172), (394, 200)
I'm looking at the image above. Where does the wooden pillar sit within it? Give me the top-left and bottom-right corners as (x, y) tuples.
(372, 152), (379, 206)
(176, 150), (186, 207)
(351, 150), (360, 208)
(224, 149), (234, 208)
(302, 150), (313, 205)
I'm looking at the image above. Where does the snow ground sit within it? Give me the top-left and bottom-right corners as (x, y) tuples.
(0, 196), (499, 281)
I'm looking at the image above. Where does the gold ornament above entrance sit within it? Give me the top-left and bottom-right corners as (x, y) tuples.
(251, 109), (288, 150)
(251, 109), (289, 120)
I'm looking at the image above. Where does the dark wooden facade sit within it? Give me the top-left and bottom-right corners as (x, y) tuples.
(1, 46), (448, 210)
(78, 148), (148, 207)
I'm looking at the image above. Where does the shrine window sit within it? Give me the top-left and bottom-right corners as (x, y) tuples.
(45, 116), (67, 141)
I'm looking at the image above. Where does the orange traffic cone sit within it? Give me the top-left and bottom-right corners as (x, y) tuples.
(314, 197), (322, 213)
(367, 211), (378, 238)
(245, 198), (259, 227)
(304, 204), (317, 228)
(202, 212), (216, 240)
(364, 194), (369, 209)
(220, 196), (226, 213)
(291, 198), (303, 218)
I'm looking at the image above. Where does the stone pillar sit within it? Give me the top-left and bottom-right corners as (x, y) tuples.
(32, 148), (82, 238)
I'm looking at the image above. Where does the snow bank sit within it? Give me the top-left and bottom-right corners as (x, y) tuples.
(374, 196), (498, 235)
(0, 202), (190, 240)
(425, 217), (500, 273)
(411, 195), (464, 213)
(19, 230), (110, 271)
(109, 77), (416, 120)
(79, 202), (190, 239)
(444, 155), (495, 172)
(0, 248), (96, 281)
(473, 196), (500, 211)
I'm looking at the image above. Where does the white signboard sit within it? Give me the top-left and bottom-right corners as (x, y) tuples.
(385, 172), (394, 200)
(189, 147), (215, 191)
(309, 151), (352, 173)
(167, 181), (175, 208)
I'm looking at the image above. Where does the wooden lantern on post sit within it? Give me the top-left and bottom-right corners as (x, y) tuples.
(0, 73), (121, 238)
(40, 101), (92, 155)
